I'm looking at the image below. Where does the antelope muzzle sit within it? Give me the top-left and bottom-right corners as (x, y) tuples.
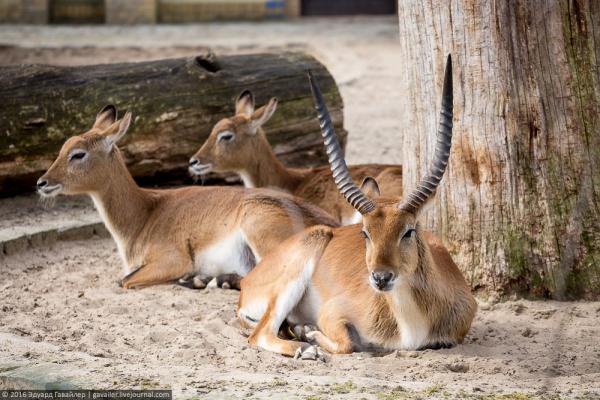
(370, 269), (396, 292)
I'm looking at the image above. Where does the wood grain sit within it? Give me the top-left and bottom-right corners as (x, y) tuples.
(397, 0), (599, 299)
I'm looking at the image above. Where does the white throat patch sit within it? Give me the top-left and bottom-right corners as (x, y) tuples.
(238, 171), (256, 188)
(90, 193), (128, 271)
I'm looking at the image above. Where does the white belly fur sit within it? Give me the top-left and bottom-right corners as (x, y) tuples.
(195, 229), (254, 277)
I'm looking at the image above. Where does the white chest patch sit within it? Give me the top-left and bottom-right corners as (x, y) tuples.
(195, 229), (255, 277)
(90, 194), (129, 272)
(390, 284), (430, 350)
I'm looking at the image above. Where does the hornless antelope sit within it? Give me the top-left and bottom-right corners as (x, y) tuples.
(37, 107), (339, 289)
(237, 56), (477, 358)
(189, 89), (403, 225)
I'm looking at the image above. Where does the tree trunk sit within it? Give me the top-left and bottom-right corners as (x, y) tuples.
(0, 51), (345, 197)
(398, 0), (600, 299)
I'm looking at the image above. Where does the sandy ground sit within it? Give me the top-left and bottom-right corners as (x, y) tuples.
(1, 238), (599, 398)
(1, 18), (600, 399)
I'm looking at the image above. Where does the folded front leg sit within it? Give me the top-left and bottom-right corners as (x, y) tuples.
(306, 300), (354, 354)
(121, 251), (192, 289)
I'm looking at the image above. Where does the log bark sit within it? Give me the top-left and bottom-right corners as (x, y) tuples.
(397, 0), (600, 299)
(0, 51), (345, 197)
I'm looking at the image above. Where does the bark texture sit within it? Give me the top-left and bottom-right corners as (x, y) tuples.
(398, 0), (600, 299)
(0, 51), (345, 197)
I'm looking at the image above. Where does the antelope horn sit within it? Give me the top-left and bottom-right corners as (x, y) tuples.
(308, 71), (376, 215)
(399, 54), (453, 213)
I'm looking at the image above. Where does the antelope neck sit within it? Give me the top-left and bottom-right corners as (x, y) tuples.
(89, 151), (152, 250)
(238, 134), (304, 191)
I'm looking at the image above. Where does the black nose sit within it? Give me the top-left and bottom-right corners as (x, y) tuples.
(36, 178), (48, 189)
(189, 158), (199, 167)
(371, 271), (394, 289)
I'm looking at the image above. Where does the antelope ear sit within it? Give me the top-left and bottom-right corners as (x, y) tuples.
(360, 177), (380, 199)
(94, 105), (117, 130)
(102, 112), (132, 149)
(249, 97), (278, 134)
(235, 90), (255, 116)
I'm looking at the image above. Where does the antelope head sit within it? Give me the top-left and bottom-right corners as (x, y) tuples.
(308, 55), (453, 292)
(189, 90), (278, 176)
(37, 105), (132, 197)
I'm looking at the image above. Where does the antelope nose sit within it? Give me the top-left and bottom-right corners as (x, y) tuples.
(189, 158), (199, 167)
(371, 271), (394, 289)
(36, 178), (48, 189)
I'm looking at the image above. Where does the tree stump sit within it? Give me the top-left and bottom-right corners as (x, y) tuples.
(397, 0), (599, 299)
(0, 51), (345, 197)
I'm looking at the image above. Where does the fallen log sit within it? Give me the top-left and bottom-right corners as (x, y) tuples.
(0, 51), (345, 197)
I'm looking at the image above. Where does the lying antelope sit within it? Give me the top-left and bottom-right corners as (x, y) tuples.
(37, 106), (338, 289)
(189, 88), (403, 225)
(237, 56), (477, 358)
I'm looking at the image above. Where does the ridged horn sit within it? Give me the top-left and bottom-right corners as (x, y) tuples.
(308, 71), (376, 215)
(399, 54), (453, 213)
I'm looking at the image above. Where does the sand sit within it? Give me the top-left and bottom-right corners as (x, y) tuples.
(1, 238), (599, 398)
(1, 17), (599, 399)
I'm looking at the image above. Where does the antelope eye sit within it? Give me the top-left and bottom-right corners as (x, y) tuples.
(217, 132), (234, 143)
(402, 228), (416, 240)
(68, 151), (87, 162)
(361, 229), (370, 240)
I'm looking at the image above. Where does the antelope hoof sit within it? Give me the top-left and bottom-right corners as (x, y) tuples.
(418, 340), (456, 350)
(216, 274), (242, 290)
(193, 275), (210, 289)
(177, 273), (212, 289)
(294, 345), (328, 362)
(292, 325), (319, 342)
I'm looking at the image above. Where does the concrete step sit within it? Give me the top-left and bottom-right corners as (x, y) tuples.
(0, 194), (108, 257)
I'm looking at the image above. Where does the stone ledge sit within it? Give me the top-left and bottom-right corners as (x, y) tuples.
(0, 363), (79, 390)
(0, 194), (107, 258)
(0, 334), (91, 390)
(0, 222), (109, 258)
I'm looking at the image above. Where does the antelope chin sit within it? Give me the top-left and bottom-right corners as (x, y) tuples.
(38, 184), (63, 197)
(189, 164), (213, 176)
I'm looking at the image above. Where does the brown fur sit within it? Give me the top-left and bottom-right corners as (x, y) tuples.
(190, 93), (403, 224)
(38, 107), (339, 289)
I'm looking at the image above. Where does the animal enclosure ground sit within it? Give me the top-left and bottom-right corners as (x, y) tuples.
(0, 238), (599, 398)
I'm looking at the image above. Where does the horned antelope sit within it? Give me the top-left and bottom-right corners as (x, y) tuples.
(189, 88), (403, 225)
(237, 56), (477, 359)
(37, 106), (339, 289)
